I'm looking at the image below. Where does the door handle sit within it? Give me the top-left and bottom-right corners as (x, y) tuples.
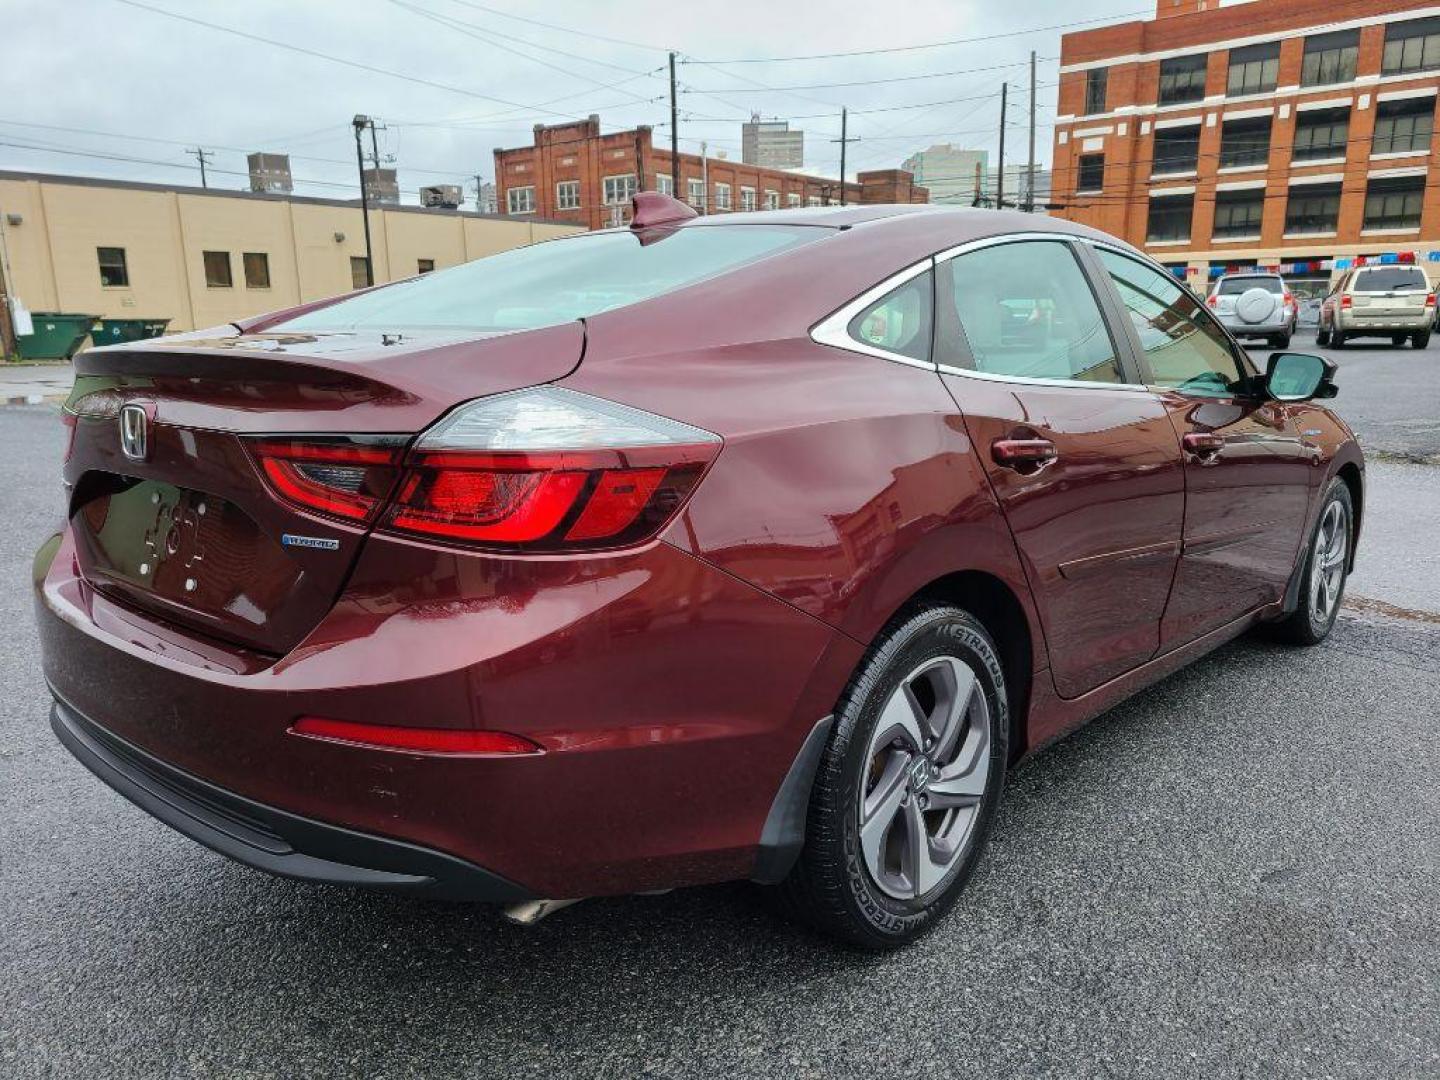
(1182, 432), (1225, 462)
(992, 438), (1058, 469)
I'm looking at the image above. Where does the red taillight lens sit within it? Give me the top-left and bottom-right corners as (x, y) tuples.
(252, 440), (402, 523)
(1341, 294), (1353, 309)
(291, 716), (541, 756)
(1427, 293), (1437, 308)
(1206, 295), (1218, 308)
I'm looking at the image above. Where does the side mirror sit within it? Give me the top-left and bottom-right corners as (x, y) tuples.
(1266, 351), (1337, 402)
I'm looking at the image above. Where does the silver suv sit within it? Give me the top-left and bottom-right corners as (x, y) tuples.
(1317, 265), (1434, 349)
(1206, 273), (1297, 348)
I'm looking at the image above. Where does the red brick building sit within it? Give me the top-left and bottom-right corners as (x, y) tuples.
(494, 116), (927, 230)
(1052, 0), (1440, 288)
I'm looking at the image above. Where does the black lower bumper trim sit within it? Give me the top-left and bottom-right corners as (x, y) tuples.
(50, 697), (533, 903)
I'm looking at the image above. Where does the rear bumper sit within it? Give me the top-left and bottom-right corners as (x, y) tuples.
(1337, 313), (1431, 333)
(51, 694), (531, 901)
(1215, 316), (1292, 337)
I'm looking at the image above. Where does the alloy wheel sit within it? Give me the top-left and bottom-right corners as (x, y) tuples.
(1310, 498), (1348, 626)
(858, 656), (991, 901)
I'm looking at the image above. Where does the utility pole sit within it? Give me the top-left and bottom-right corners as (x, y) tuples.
(1027, 51), (1037, 212)
(700, 141), (709, 214)
(997, 83), (1008, 210)
(186, 147), (213, 189)
(0, 212), (15, 360)
(669, 52), (680, 197)
(830, 108), (860, 206)
(971, 159), (985, 207)
(473, 174), (485, 213)
(352, 115), (375, 288)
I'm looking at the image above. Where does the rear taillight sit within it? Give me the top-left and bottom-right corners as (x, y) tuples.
(1341, 295), (1353, 309)
(252, 440), (402, 523)
(385, 388), (720, 552)
(1206, 295), (1218, 308)
(1284, 291), (1295, 308)
(1427, 293), (1437, 308)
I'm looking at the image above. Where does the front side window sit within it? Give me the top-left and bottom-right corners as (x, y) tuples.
(1293, 107), (1350, 162)
(1212, 190), (1264, 238)
(1158, 54), (1207, 105)
(1302, 30), (1359, 87)
(507, 186), (535, 214)
(1098, 249), (1246, 397)
(278, 226), (825, 334)
(1220, 116), (1272, 168)
(1228, 42), (1280, 97)
(203, 250), (232, 288)
(97, 246), (128, 287)
(1384, 17), (1440, 76)
(242, 251), (270, 289)
(1364, 176), (1426, 230)
(1084, 68), (1108, 115)
(847, 271), (933, 364)
(1153, 125), (1200, 174)
(1285, 183), (1342, 234)
(555, 180), (580, 210)
(1374, 98), (1436, 155)
(1147, 194), (1194, 243)
(940, 240), (1125, 384)
(1077, 154), (1105, 193)
(603, 175), (637, 206)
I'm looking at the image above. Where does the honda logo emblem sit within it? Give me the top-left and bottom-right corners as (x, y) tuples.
(119, 404), (149, 461)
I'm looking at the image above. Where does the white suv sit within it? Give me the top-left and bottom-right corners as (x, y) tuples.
(1317, 265), (1434, 349)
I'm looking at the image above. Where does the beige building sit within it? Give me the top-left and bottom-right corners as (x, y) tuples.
(0, 170), (580, 343)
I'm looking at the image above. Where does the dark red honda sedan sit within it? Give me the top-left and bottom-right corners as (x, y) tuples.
(36, 195), (1362, 948)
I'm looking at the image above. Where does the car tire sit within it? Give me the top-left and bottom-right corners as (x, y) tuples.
(1331, 330), (1346, 349)
(1414, 330), (1431, 349)
(1393, 334), (1408, 347)
(777, 604), (1008, 950)
(1265, 478), (1353, 647)
(1316, 323), (1331, 347)
(1271, 332), (1291, 349)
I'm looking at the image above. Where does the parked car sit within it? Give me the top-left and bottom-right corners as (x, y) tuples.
(1317, 265), (1435, 348)
(35, 197), (1364, 950)
(1206, 272), (1297, 348)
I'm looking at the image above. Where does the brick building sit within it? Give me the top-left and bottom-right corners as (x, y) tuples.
(1052, 0), (1440, 290)
(494, 116), (927, 231)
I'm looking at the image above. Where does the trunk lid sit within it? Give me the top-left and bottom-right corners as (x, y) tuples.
(64, 323), (583, 655)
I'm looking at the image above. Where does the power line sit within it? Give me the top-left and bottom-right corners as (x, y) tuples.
(437, 0), (672, 54)
(682, 58), (1055, 96)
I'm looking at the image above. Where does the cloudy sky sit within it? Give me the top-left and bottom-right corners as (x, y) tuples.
(1, 0), (1149, 205)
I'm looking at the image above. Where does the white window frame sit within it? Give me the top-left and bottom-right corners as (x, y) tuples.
(506, 186), (535, 214)
(787, 193), (802, 208)
(764, 189), (781, 210)
(740, 186), (756, 211)
(602, 174), (637, 205)
(808, 195), (823, 207)
(555, 180), (580, 210)
(687, 177), (706, 209)
(656, 173), (674, 196)
(714, 182), (731, 210)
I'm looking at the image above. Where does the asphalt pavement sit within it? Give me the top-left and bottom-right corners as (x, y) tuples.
(1, 400), (1437, 1079)
(1304, 337), (1440, 461)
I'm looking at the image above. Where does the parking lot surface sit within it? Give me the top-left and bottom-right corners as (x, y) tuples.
(2, 398), (1437, 1079)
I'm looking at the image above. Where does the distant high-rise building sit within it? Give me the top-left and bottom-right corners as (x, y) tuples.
(362, 167), (399, 206)
(901, 145), (988, 205)
(247, 152), (293, 194)
(477, 181), (497, 214)
(986, 165), (1052, 211)
(742, 114), (804, 170)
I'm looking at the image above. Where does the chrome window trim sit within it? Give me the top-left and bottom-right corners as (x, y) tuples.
(809, 257), (937, 369)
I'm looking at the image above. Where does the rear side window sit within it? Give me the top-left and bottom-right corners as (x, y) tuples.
(847, 271), (933, 363)
(1217, 276), (1284, 295)
(277, 226), (824, 333)
(939, 240), (1125, 384)
(1352, 267), (1428, 292)
(1098, 249), (1247, 397)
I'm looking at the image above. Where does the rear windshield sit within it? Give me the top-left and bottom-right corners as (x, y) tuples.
(1352, 267), (1428, 292)
(275, 225), (824, 333)
(1216, 276), (1284, 295)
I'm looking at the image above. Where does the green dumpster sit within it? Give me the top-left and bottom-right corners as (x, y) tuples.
(14, 313), (98, 361)
(91, 318), (171, 346)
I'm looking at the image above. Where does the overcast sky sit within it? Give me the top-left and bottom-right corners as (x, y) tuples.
(0, 0), (1149, 205)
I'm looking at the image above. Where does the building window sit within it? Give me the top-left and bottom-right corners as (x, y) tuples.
(1083, 68), (1108, 115)
(1364, 176), (1426, 230)
(686, 177), (705, 208)
(242, 252), (270, 289)
(787, 193), (802, 208)
(555, 180), (580, 210)
(740, 187), (756, 211)
(1384, 17), (1440, 77)
(1219, 116), (1272, 169)
(1147, 194), (1193, 242)
(714, 183), (731, 210)
(1284, 183), (1342, 234)
(1227, 42), (1280, 97)
(602, 175), (636, 205)
(1153, 125), (1200, 174)
(417, 258), (435, 275)
(1374, 97), (1436, 155)
(96, 246), (129, 287)
(1212, 190), (1265, 238)
(1158, 54), (1207, 106)
(1293, 107), (1350, 162)
(656, 173), (674, 196)
(1076, 153), (1105, 193)
(764, 190), (780, 210)
(349, 256), (371, 289)
(808, 195), (822, 206)
(1301, 30), (1359, 87)
(507, 186), (535, 214)
(203, 250), (232, 288)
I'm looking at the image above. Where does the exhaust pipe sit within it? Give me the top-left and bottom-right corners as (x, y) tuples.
(501, 898), (582, 926)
